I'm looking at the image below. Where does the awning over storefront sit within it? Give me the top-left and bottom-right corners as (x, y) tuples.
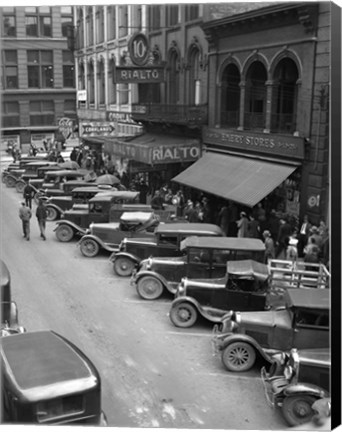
(172, 152), (298, 207)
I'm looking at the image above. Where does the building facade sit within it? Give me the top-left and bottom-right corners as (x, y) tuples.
(174, 2), (330, 225)
(1, 6), (77, 151)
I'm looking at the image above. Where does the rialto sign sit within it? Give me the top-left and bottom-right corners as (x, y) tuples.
(115, 32), (165, 83)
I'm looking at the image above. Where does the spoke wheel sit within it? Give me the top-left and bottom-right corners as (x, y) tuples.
(221, 342), (256, 372)
(46, 206), (58, 221)
(80, 238), (100, 257)
(282, 395), (317, 426)
(137, 276), (163, 300)
(5, 177), (16, 188)
(170, 302), (198, 328)
(113, 257), (135, 277)
(55, 224), (74, 242)
(15, 181), (26, 193)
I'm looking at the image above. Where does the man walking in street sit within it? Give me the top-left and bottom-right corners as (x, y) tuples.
(19, 201), (32, 241)
(23, 180), (35, 209)
(36, 199), (47, 240)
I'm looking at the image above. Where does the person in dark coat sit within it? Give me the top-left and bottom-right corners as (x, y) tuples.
(247, 215), (260, 238)
(150, 190), (164, 210)
(23, 180), (35, 209)
(36, 199), (48, 240)
(19, 201), (32, 241)
(276, 218), (292, 258)
(297, 214), (312, 257)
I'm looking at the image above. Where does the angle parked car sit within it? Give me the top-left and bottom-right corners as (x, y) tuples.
(1, 330), (107, 425)
(131, 237), (265, 300)
(212, 288), (329, 372)
(110, 223), (225, 277)
(5, 161), (57, 188)
(261, 347), (330, 426)
(78, 211), (160, 257)
(168, 259), (280, 328)
(54, 192), (141, 242)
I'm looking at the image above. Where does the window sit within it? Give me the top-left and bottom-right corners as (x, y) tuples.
(107, 6), (116, 41)
(244, 61), (267, 130)
(64, 99), (76, 118)
(3, 50), (18, 89)
(2, 101), (20, 127)
(77, 9), (84, 49)
(188, 47), (200, 105)
(78, 63), (85, 90)
(167, 50), (180, 104)
(108, 59), (117, 104)
(221, 64), (240, 128)
(166, 5), (179, 26)
(86, 7), (94, 46)
(158, 234), (177, 246)
(63, 50), (75, 87)
(96, 7), (104, 43)
(97, 60), (105, 105)
(2, 8), (16, 37)
(29, 100), (55, 126)
(118, 84), (128, 105)
(25, 7), (52, 37)
(27, 50), (54, 88)
(185, 5), (199, 21)
(87, 62), (95, 104)
(61, 6), (73, 37)
(148, 5), (160, 31)
(118, 6), (128, 38)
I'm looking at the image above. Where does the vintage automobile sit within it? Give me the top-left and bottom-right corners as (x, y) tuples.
(212, 288), (329, 372)
(78, 211), (160, 257)
(1, 330), (107, 425)
(2, 156), (48, 184)
(168, 259), (281, 328)
(131, 237), (266, 300)
(110, 223), (225, 277)
(54, 192), (141, 242)
(33, 178), (99, 204)
(5, 160), (57, 188)
(261, 347), (330, 426)
(44, 185), (119, 221)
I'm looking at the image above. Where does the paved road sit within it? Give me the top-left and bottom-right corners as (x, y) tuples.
(1, 156), (288, 430)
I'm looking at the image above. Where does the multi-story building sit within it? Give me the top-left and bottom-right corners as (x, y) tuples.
(1, 6), (77, 152)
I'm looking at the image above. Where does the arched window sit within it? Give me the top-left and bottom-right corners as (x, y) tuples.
(167, 50), (179, 104)
(271, 58), (299, 133)
(221, 63), (240, 127)
(78, 63), (85, 90)
(97, 59), (105, 105)
(108, 58), (116, 105)
(244, 61), (267, 130)
(87, 61), (94, 104)
(188, 46), (200, 105)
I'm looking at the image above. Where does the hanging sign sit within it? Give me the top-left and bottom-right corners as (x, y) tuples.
(128, 33), (149, 66)
(115, 67), (165, 83)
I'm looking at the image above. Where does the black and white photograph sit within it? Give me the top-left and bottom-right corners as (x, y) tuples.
(0, 1), (340, 430)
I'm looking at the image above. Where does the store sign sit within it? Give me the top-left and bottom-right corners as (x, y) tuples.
(77, 90), (87, 101)
(128, 33), (149, 66)
(115, 67), (164, 83)
(110, 141), (201, 165)
(203, 127), (304, 160)
(81, 122), (116, 137)
(58, 117), (73, 140)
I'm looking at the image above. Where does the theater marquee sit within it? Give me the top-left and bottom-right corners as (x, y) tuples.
(115, 67), (165, 83)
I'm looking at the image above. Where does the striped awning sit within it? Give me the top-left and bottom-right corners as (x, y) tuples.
(172, 152), (297, 207)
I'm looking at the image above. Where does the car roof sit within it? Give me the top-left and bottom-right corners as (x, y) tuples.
(24, 161), (57, 167)
(1, 331), (99, 400)
(89, 191), (139, 202)
(120, 212), (154, 222)
(44, 170), (84, 177)
(155, 223), (223, 235)
(72, 186), (114, 193)
(286, 288), (330, 309)
(180, 236), (265, 251)
(227, 259), (269, 280)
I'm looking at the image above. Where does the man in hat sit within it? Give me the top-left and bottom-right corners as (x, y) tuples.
(262, 230), (275, 263)
(298, 214), (312, 257)
(23, 179), (35, 209)
(308, 225), (323, 249)
(19, 201), (32, 241)
(36, 199), (48, 240)
(236, 211), (249, 237)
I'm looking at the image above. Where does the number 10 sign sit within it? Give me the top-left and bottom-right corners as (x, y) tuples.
(128, 32), (150, 66)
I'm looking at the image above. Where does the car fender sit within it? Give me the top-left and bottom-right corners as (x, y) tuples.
(15, 178), (26, 186)
(78, 234), (119, 253)
(54, 220), (87, 236)
(134, 270), (170, 292)
(283, 383), (330, 399)
(5, 173), (17, 182)
(172, 296), (232, 323)
(219, 333), (274, 363)
(46, 203), (64, 215)
(110, 251), (140, 265)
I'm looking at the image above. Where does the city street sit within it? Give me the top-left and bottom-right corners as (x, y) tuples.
(0, 156), (288, 430)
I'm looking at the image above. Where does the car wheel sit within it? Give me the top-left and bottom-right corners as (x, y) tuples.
(46, 206), (58, 221)
(5, 176), (16, 188)
(55, 224), (74, 242)
(221, 341), (256, 372)
(80, 238), (100, 258)
(136, 276), (164, 300)
(15, 181), (26, 193)
(282, 395), (317, 426)
(169, 302), (198, 328)
(113, 257), (135, 277)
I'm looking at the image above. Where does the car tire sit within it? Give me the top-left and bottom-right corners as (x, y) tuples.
(46, 206), (58, 221)
(221, 341), (256, 372)
(281, 395), (317, 426)
(5, 176), (16, 188)
(169, 302), (198, 328)
(113, 257), (135, 277)
(55, 224), (74, 242)
(136, 276), (164, 300)
(15, 181), (26, 193)
(80, 238), (100, 258)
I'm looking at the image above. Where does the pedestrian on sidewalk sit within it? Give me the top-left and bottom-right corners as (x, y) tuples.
(19, 201), (32, 241)
(36, 199), (47, 240)
(23, 180), (35, 209)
